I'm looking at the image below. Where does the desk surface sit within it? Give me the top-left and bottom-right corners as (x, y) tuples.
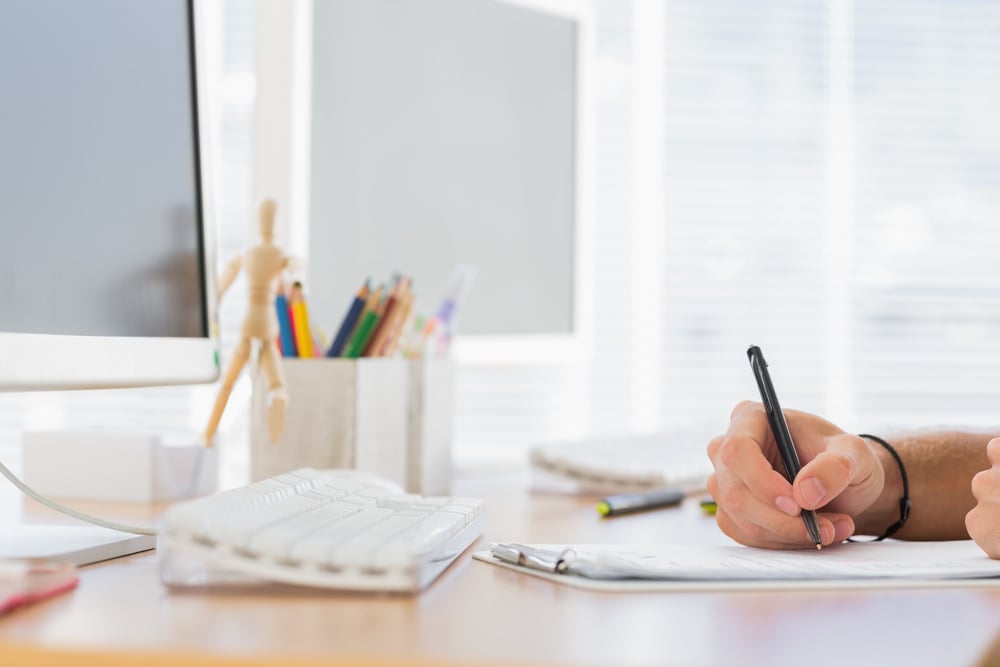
(3, 469), (1000, 667)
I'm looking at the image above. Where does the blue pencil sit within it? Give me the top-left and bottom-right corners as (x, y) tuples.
(275, 293), (297, 357)
(327, 281), (370, 357)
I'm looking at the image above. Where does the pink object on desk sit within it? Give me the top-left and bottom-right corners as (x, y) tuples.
(0, 561), (78, 616)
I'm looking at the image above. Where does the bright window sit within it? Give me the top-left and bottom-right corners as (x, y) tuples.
(457, 0), (1000, 462)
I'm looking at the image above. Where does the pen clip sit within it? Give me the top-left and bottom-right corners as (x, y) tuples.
(747, 347), (775, 415)
(491, 543), (573, 574)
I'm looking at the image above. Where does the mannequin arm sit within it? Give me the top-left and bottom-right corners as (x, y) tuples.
(217, 255), (243, 301)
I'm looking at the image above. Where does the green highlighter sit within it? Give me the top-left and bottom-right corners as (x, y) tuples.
(596, 489), (685, 517)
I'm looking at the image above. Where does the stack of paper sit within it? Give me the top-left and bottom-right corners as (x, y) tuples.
(529, 428), (715, 494)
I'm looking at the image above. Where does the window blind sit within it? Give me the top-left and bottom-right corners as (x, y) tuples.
(850, 0), (1000, 427)
(455, 0), (1000, 462)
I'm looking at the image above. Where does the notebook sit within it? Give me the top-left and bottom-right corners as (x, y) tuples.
(529, 427), (716, 495)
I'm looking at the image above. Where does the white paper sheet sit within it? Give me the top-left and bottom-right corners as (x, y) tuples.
(474, 540), (1000, 591)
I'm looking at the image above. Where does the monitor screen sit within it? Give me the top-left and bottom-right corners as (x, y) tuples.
(0, 0), (217, 390)
(308, 0), (578, 337)
(0, 0), (207, 339)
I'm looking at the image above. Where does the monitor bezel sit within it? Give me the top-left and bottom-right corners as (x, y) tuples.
(0, 0), (220, 391)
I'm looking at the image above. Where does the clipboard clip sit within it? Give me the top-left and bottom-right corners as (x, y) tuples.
(490, 543), (573, 574)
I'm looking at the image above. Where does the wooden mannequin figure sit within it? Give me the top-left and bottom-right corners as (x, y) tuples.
(203, 198), (290, 446)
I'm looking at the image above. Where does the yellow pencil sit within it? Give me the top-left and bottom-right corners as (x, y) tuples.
(288, 282), (314, 358)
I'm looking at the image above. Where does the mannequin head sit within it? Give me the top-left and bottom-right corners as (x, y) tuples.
(258, 199), (277, 241)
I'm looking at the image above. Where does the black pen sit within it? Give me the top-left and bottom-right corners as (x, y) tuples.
(596, 489), (685, 517)
(746, 345), (823, 549)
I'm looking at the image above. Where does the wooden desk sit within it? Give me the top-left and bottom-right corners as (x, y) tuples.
(3, 469), (1000, 667)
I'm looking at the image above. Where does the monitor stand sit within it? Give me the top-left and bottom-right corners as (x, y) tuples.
(0, 525), (156, 566)
(1, 428), (217, 566)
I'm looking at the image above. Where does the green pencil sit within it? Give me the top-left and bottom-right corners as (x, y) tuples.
(344, 311), (380, 358)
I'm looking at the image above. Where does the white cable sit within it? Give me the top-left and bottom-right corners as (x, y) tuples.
(0, 458), (158, 537)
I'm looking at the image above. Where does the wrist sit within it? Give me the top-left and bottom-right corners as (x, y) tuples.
(854, 434), (907, 537)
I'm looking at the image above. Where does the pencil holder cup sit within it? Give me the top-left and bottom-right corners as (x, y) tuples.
(250, 358), (454, 495)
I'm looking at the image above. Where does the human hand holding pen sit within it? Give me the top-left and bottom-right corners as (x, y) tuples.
(706, 401), (901, 550)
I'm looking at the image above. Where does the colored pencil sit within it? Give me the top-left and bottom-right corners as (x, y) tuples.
(345, 310), (379, 358)
(274, 292), (297, 357)
(288, 282), (314, 358)
(382, 291), (415, 357)
(327, 280), (370, 357)
(343, 286), (383, 357)
(364, 277), (410, 357)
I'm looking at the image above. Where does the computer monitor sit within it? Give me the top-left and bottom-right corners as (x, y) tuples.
(0, 0), (219, 389)
(0, 0), (218, 563)
(307, 0), (590, 364)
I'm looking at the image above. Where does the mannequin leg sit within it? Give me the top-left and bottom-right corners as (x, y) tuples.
(202, 337), (252, 445)
(258, 339), (288, 444)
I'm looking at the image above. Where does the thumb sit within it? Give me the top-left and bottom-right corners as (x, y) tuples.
(792, 434), (881, 512)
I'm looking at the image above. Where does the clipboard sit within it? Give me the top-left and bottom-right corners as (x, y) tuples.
(473, 540), (1000, 593)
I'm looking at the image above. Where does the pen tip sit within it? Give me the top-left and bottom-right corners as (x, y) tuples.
(816, 544), (822, 550)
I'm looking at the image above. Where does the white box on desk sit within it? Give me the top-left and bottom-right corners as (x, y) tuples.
(250, 358), (454, 494)
(21, 429), (218, 503)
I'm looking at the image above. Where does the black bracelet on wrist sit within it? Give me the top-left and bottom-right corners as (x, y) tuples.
(859, 433), (911, 541)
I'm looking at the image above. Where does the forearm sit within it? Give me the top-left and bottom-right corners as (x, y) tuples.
(855, 430), (995, 540)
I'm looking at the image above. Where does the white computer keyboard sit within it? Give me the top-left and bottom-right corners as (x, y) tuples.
(159, 468), (485, 592)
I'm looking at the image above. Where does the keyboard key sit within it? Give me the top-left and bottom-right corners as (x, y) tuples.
(247, 504), (359, 559)
(327, 515), (422, 569)
(372, 514), (466, 568)
(288, 508), (394, 565)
